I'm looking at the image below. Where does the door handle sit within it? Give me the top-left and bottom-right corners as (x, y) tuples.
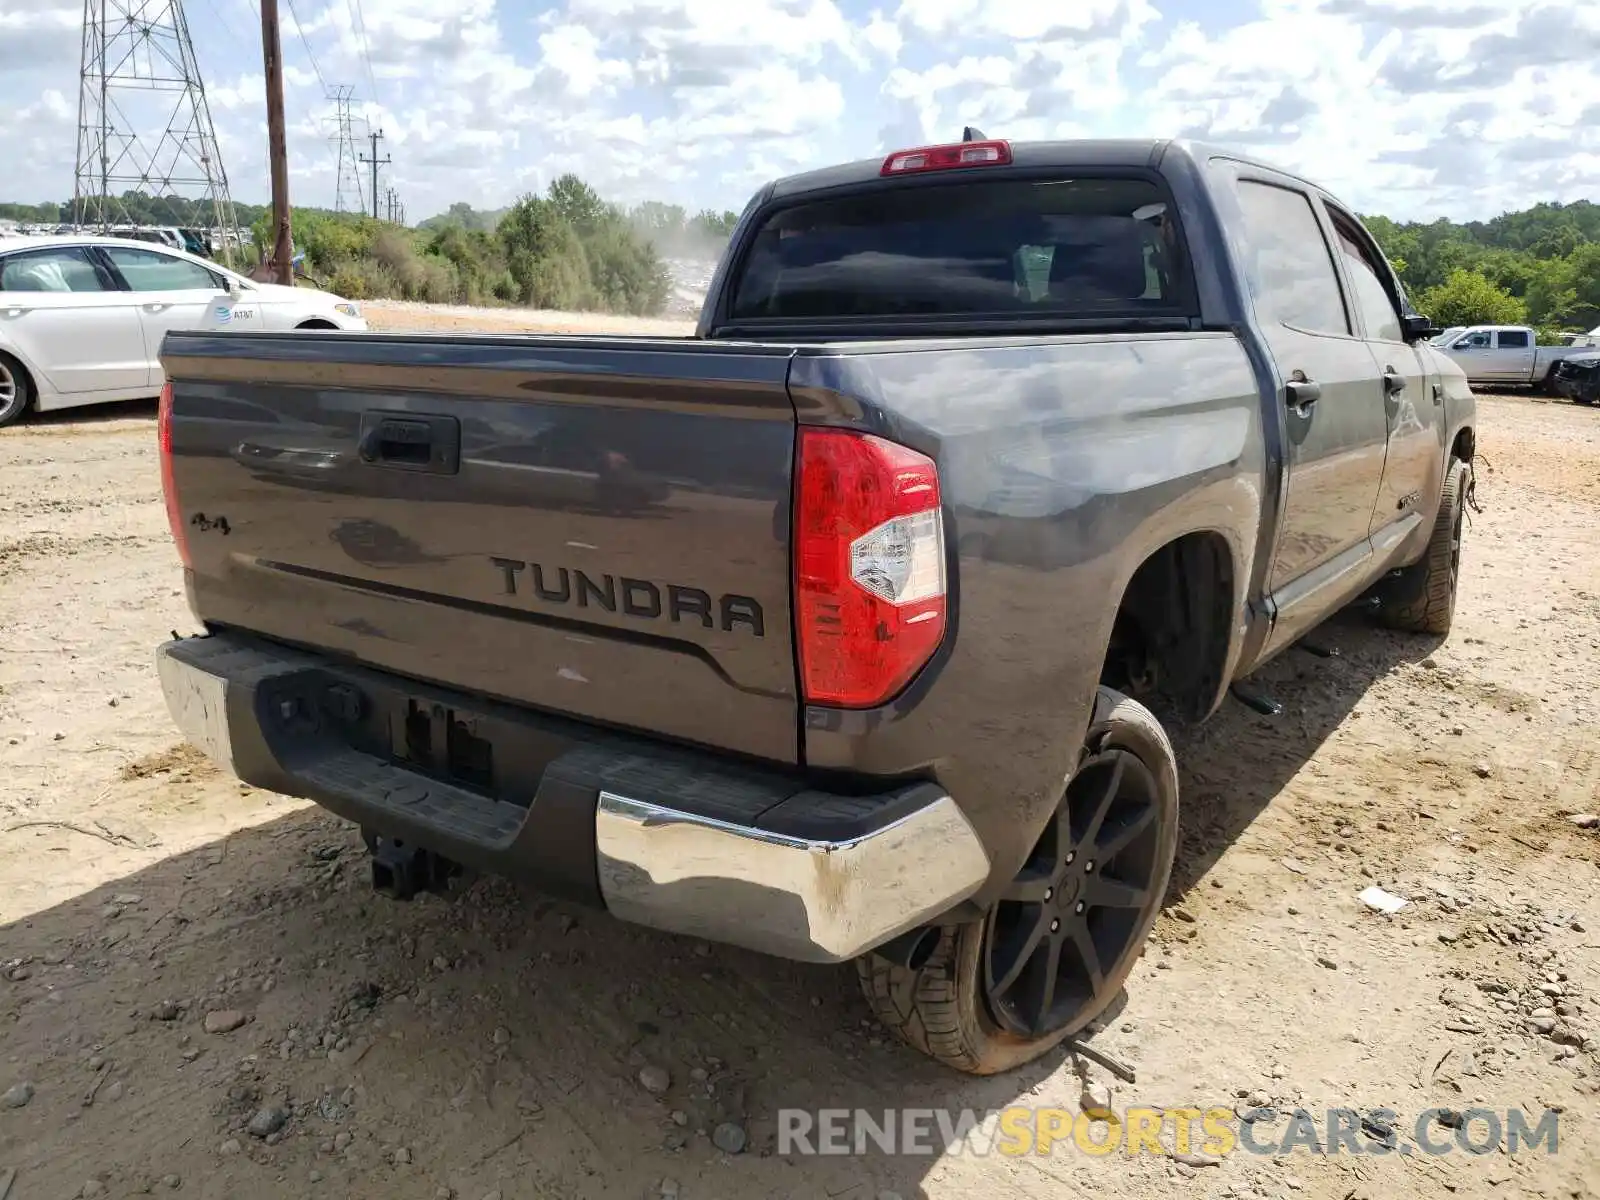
(357, 411), (460, 474)
(143, 303), (170, 312)
(2, 306), (25, 317)
(1382, 368), (1406, 397)
(1286, 376), (1321, 416)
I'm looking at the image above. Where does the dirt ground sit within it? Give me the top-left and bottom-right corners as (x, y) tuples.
(359, 299), (695, 338)
(2, 314), (1599, 1199)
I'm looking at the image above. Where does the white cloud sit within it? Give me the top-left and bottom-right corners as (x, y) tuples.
(0, 1), (79, 71)
(0, 0), (1594, 224)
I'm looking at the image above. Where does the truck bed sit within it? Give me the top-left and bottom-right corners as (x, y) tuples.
(163, 331), (803, 764)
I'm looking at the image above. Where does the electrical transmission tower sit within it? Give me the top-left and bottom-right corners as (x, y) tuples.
(74, 0), (242, 263)
(325, 85), (365, 215)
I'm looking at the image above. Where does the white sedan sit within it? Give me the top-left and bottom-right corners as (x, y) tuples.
(0, 234), (367, 427)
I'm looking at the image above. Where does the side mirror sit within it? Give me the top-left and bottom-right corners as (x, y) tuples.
(1400, 313), (1435, 343)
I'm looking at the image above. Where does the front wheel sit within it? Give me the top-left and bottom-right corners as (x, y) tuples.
(856, 686), (1179, 1075)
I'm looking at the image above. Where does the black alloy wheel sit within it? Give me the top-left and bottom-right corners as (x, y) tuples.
(983, 746), (1166, 1039)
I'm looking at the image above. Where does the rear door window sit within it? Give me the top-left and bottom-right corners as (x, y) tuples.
(0, 246), (113, 293)
(1232, 181), (1350, 336)
(728, 177), (1191, 321)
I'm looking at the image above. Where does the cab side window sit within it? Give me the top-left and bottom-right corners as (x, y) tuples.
(1497, 329), (1530, 348)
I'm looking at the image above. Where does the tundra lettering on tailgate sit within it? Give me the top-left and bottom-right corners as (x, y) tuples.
(490, 557), (765, 636)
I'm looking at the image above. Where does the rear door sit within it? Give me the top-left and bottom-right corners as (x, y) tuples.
(162, 334), (803, 764)
(1492, 327), (1535, 382)
(0, 245), (149, 395)
(99, 244), (228, 383)
(1228, 176), (1390, 615)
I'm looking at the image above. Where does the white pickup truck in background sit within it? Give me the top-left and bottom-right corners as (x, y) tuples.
(1435, 323), (1600, 389)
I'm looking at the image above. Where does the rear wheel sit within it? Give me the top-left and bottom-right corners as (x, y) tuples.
(856, 686), (1179, 1075)
(1378, 457), (1469, 636)
(0, 352), (34, 428)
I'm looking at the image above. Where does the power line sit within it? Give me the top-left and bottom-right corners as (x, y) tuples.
(345, 0), (378, 106)
(198, 0), (248, 52)
(283, 0), (327, 94)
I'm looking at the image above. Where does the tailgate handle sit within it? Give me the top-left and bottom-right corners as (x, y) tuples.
(358, 411), (461, 475)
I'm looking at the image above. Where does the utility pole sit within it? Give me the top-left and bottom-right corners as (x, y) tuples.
(260, 0), (293, 285)
(359, 128), (390, 221)
(384, 187), (394, 223)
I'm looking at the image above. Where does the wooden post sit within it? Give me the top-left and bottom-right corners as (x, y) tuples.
(260, 0), (293, 286)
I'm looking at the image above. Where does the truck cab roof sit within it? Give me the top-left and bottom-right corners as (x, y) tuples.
(765, 138), (1336, 202)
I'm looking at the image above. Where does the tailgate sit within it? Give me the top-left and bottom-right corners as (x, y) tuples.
(162, 331), (801, 764)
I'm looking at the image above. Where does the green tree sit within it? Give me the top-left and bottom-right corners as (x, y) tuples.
(631, 201), (688, 238)
(417, 202), (504, 234)
(1415, 269), (1528, 328)
(1565, 243), (1600, 329)
(547, 175), (610, 238)
(583, 221), (670, 315)
(1526, 256), (1580, 326)
(499, 194), (592, 308)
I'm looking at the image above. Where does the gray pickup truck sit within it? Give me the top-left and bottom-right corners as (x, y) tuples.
(154, 136), (1476, 1075)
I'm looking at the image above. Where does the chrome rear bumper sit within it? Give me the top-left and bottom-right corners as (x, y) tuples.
(596, 791), (989, 963)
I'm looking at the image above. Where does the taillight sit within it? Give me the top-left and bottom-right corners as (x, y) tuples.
(794, 428), (946, 708)
(880, 140), (1012, 176)
(158, 380), (191, 569)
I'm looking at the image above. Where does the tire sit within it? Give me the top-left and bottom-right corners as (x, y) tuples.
(856, 686), (1179, 1075)
(1378, 457), (1469, 636)
(0, 351), (34, 428)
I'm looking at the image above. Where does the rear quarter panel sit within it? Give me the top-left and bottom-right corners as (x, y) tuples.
(790, 331), (1264, 903)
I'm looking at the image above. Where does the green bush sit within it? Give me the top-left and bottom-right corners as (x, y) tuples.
(582, 219), (670, 315)
(302, 214), (379, 268)
(328, 264), (370, 300)
(490, 270), (519, 302)
(416, 256), (460, 304)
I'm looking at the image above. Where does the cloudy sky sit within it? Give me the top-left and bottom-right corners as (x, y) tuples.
(2, 0), (1596, 224)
